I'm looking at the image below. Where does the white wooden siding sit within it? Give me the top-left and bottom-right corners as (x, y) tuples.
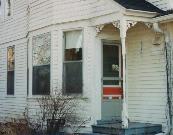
(0, 0), (28, 119)
(29, 0), (120, 31)
(127, 23), (168, 130)
(0, 38), (28, 119)
(0, 0), (27, 44)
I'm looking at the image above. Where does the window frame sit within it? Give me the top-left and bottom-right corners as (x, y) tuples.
(29, 32), (52, 97)
(7, 45), (15, 96)
(62, 29), (84, 95)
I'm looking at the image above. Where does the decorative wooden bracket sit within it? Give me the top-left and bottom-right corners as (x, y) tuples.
(112, 20), (137, 31)
(112, 21), (120, 29)
(126, 21), (137, 30)
(96, 25), (105, 34)
(144, 22), (153, 29)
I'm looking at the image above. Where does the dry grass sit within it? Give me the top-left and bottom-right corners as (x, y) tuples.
(0, 119), (31, 135)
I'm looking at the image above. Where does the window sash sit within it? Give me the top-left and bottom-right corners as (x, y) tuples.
(7, 46), (15, 95)
(7, 70), (14, 95)
(32, 64), (50, 95)
(63, 30), (83, 94)
(32, 32), (51, 66)
(63, 61), (82, 94)
(32, 32), (51, 95)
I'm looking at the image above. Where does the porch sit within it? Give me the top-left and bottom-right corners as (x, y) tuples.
(90, 12), (167, 134)
(92, 121), (162, 135)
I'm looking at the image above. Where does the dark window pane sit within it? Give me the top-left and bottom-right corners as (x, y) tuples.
(64, 62), (82, 94)
(7, 71), (14, 95)
(103, 80), (119, 85)
(7, 46), (15, 95)
(103, 45), (119, 77)
(33, 65), (50, 95)
(65, 48), (82, 61)
(103, 45), (119, 85)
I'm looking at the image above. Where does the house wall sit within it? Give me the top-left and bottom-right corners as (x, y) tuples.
(126, 23), (168, 131)
(0, 0), (28, 119)
(0, 0), (170, 132)
(26, 21), (102, 130)
(29, 0), (121, 31)
(0, 0), (121, 121)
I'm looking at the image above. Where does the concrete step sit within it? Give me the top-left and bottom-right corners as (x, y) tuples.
(92, 122), (162, 135)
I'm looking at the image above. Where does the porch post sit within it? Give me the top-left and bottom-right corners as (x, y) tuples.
(120, 19), (128, 128)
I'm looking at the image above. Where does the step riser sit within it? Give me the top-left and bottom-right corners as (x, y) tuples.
(93, 126), (162, 135)
(92, 122), (162, 135)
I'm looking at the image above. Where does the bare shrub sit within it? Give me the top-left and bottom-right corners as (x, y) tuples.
(25, 89), (90, 135)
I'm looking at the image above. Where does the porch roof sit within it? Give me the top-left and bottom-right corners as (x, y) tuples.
(114, 0), (165, 14)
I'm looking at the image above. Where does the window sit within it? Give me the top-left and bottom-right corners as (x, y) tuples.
(6, 0), (11, 16)
(7, 46), (15, 95)
(63, 30), (83, 94)
(103, 44), (121, 86)
(0, 0), (2, 16)
(32, 32), (51, 95)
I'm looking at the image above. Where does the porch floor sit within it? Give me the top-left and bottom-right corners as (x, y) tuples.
(92, 121), (162, 135)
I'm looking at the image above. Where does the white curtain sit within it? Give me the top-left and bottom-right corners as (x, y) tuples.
(65, 30), (83, 51)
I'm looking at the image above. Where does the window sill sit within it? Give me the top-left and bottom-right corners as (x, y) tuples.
(27, 95), (50, 99)
(5, 95), (16, 98)
(27, 94), (88, 101)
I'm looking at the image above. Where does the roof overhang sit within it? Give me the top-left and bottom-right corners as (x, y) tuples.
(125, 9), (158, 18)
(153, 14), (173, 23)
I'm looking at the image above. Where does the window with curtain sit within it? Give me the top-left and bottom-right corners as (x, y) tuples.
(32, 32), (51, 95)
(7, 46), (15, 95)
(63, 30), (83, 94)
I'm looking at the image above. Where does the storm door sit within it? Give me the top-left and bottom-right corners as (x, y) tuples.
(101, 40), (122, 121)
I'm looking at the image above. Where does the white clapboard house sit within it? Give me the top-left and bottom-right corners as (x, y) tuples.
(1, 0), (173, 134)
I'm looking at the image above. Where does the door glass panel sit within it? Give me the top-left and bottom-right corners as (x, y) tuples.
(103, 45), (119, 85)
